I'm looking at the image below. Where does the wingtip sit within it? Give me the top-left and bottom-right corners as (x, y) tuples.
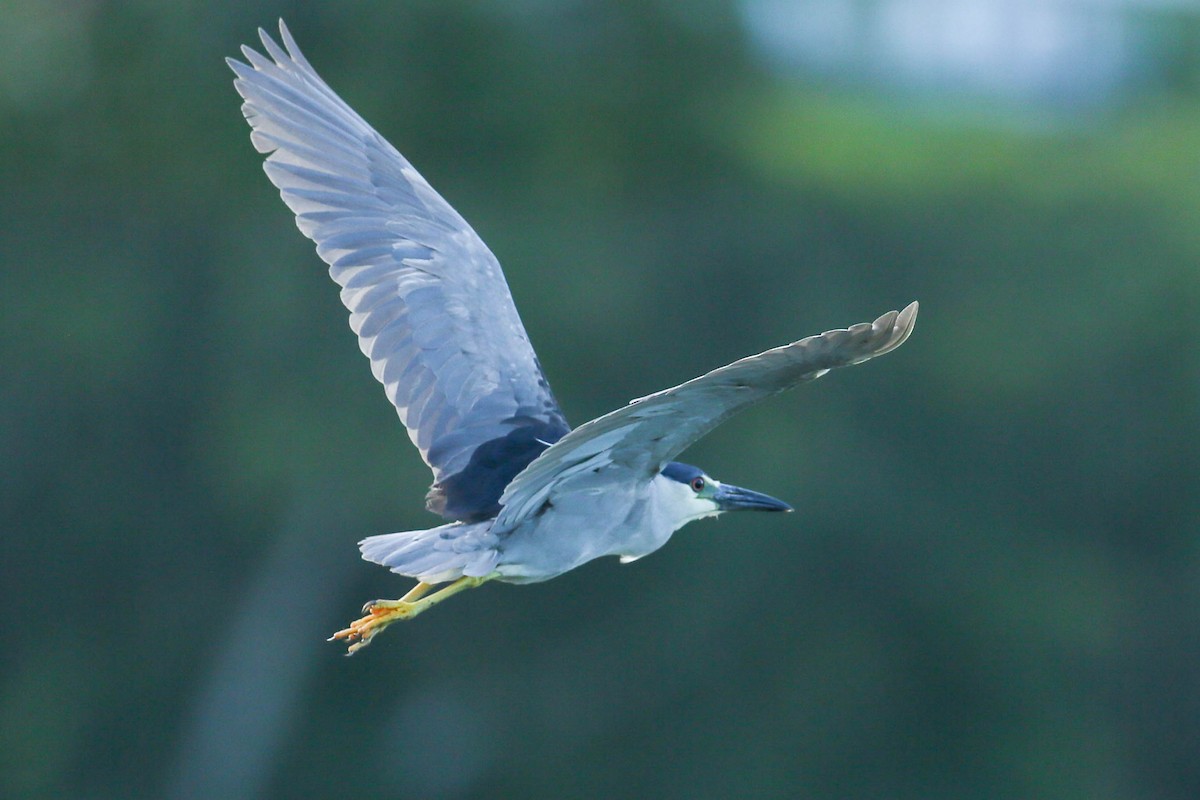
(866, 300), (918, 358)
(888, 300), (919, 352)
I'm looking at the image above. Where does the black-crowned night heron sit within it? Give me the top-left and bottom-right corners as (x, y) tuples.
(229, 22), (918, 654)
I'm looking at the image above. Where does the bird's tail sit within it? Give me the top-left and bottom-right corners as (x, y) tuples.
(359, 521), (500, 584)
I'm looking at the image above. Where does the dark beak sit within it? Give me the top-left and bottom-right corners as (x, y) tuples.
(714, 483), (793, 513)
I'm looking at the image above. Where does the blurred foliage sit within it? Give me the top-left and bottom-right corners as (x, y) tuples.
(2, 1), (1198, 799)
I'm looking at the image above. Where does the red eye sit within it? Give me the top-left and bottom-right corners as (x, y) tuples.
(690, 477), (705, 492)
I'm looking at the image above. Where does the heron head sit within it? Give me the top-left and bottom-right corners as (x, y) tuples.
(660, 461), (792, 519)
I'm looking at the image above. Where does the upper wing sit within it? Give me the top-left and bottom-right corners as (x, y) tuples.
(495, 303), (917, 530)
(229, 22), (569, 521)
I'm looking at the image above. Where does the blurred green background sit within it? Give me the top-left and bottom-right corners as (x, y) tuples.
(2, 1), (1198, 798)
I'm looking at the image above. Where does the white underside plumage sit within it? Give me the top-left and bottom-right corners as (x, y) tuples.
(360, 473), (721, 584)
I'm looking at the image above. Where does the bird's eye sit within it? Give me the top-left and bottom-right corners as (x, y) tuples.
(690, 477), (706, 492)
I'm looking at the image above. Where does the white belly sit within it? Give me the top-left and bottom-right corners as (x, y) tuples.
(489, 472), (700, 585)
(492, 478), (677, 584)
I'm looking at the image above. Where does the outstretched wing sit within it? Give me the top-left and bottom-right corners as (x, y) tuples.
(496, 303), (917, 530)
(230, 21), (569, 521)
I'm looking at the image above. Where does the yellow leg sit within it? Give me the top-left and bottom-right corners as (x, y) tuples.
(328, 575), (492, 655)
(394, 581), (434, 604)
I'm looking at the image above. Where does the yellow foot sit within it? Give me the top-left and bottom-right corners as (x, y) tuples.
(327, 575), (491, 655)
(327, 598), (418, 655)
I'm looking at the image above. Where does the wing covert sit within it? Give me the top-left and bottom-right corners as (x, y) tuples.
(230, 21), (569, 521)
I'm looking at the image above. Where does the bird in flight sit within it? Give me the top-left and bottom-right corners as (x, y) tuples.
(229, 21), (918, 654)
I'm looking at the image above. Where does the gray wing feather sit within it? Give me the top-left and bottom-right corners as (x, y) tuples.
(230, 22), (568, 520)
(496, 303), (917, 530)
